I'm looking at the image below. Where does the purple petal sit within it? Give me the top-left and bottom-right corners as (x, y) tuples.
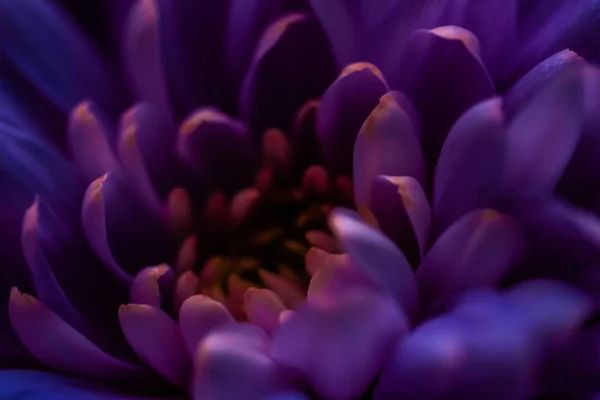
(416, 209), (526, 307)
(245, 288), (286, 335)
(0, 370), (184, 400)
(329, 208), (419, 318)
(374, 316), (467, 400)
(82, 175), (133, 283)
(193, 324), (281, 400)
(353, 92), (425, 207)
(178, 295), (235, 356)
(177, 108), (256, 191)
(290, 100), (322, 173)
(393, 27), (495, 172)
(432, 97), (505, 238)
(317, 63), (388, 176)
(123, 0), (171, 118)
(0, 0), (117, 114)
(271, 290), (408, 400)
(119, 304), (190, 387)
(504, 49), (585, 118)
(9, 289), (144, 382)
(68, 101), (119, 181)
(503, 65), (585, 194)
(240, 13), (337, 135)
(130, 264), (173, 308)
(369, 175), (431, 267)
(507, 279), (593, 349)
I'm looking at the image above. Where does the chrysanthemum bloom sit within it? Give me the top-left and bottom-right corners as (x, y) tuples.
(1, 1), (600, 399)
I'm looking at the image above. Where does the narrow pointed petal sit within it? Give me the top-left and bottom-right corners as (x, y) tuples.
(119, 304), (190, 387)
(271, 290), (408, 400)
(329, 208), (418, 318)
(9, 289), (143, 381)
(124, 0), (171, 117)
(240, 14), (337, 135)
(433, 97), (505, 237)
(0, 0), (116, 113)
(130, 264), (173, 307)
(507, 280), (593, 348)
(68, 101), (118, 181)
(82, 175), (132, 282)
(193, 324), (280, 400)
(317, 63), (388, 175)
(504, 49), (585, 117)
(244, 288), (286, 335)
(370, 176), (431, 267)
(417, 210), (526, 307)
(0, 370), (183, 400)
(22, 199), (95, 337)
(354, 92), (425, 207)
(118, 105), (167, 213)
(503, 66), (585, 194)
(178, 108), (256, 191)
(393, 27), (495, 171)
(374, 317), (466, 400)
(179, 295), (235, 356)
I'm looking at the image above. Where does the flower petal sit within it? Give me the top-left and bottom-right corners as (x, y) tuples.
(9, 289), (144, 382)
(123, 0), (171, 117)
(244, 288), (286, 335)
(82, 175), (133, 282)
(291, 100), (322, 173)
(329, 208), (418, 318)
(271, 290), (408, 400)
(503, 65), (585, 194)
(119, 304), (190, 387)
(393, 27), (495, 171)
(370, 175), (431, 267)
(178, 108), (256, 191)
(68, 101), (119, 182)
(179, 295), (235, 356)
(417, 209), (526, 307)
(240, 13), (337, 135)
(193, 324), (281, 400)
(432, 97), (505, 238)
(354, 92), (425, 207)
(130, 264), (173, 308)
(0, 0), (116, 113)
(317, 63), (388, 176)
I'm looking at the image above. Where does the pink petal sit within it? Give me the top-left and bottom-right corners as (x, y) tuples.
(244, 288), (286, 335)
(130, 264), (173, 307)
(173, 270), (200, 311)
(258, 269), (305, 309)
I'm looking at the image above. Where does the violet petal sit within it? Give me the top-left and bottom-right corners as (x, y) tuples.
(130, 264), (173, 308)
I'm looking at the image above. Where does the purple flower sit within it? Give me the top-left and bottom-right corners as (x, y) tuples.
(1, 0), (600, 399)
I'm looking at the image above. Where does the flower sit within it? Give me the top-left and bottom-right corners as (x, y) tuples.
(1, 0), (600, 400)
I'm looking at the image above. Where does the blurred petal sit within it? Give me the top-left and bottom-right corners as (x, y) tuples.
(503, 66), (585, 194)
(354, 92), (425, 207)
(68, 101), (118, 182)
(258, 270), (305, 309)
(179, 295), (235, 356)
(504, 49), (585, 117)
(317, 63), (388, 176)
(370, 175), (431, 267)
(245, 288), (286, 335)
(124, 0), (171, 117)
(173, 269), (200, 311)
(393, 27), (494, 171)
(240, 14), (337, 135)
(432, 97), (504, 238)
(82, 175), (132, 282)
(193, 324), (280, 400)
(0, 370), (182, 400)
(119, 304), (190, 387)
(9, 289), (143, 381)
(130, 264), (173, 308)
(271, 290), (408, 400)
(417, 210), (526, 307)
(0, 0), (116, 113)
(291, 100), (322, 173)
(177, 108), (256, 191)
(329, 208), (418, 318)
